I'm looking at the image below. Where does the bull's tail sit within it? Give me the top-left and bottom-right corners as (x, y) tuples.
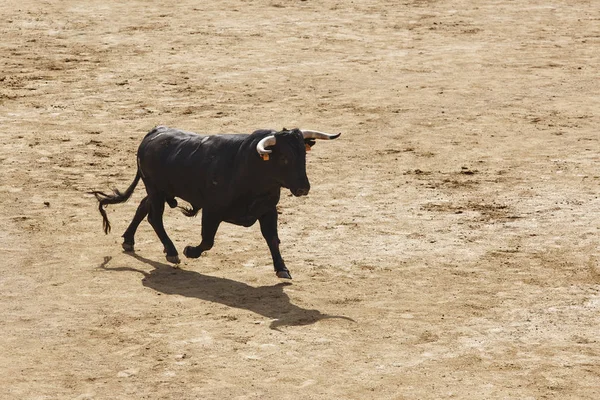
(90, 170), (141, 234)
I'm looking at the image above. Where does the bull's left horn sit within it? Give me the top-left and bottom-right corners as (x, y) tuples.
(300, 130), (341, 140)
(256, 135), (277, 160)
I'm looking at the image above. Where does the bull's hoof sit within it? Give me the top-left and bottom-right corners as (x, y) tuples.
(166, 254), (181, 264)
(122, 242), (134, 252)
(183, 246), (201, 259)
(276, 270), (292, 280)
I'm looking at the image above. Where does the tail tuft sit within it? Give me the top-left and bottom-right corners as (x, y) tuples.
(90, 171), (141, 234)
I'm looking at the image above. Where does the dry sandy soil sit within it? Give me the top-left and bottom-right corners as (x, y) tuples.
(1, 0), (599, 399)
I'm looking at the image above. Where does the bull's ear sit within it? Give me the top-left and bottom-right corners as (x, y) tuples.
(304, 139), (316, 151)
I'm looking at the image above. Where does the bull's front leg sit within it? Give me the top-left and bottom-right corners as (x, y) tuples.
(259, 208), (291, 279)
(183, 213), (221, 259)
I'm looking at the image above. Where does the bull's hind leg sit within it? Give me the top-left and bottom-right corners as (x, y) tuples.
(147, 194), (180, 264)
(121, 196), (149, 252)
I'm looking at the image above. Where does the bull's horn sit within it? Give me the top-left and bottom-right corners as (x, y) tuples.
(300, 130), (341, 140)
(256, 135), (277, 157)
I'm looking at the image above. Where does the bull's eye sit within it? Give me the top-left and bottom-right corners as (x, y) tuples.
(280, 156), (289, 166)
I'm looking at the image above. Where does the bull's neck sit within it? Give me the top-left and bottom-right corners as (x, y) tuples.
(231, 135), (282, 196)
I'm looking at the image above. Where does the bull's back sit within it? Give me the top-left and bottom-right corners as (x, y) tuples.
(137, 126), (246, 205)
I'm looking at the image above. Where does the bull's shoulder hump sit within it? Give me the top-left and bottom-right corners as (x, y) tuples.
(250, 129), (278, 136)
(201, 133), (251, 145)
(211, 133), (251, 139)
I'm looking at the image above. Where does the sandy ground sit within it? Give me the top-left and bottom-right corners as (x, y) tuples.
(1, 0), (599, 399)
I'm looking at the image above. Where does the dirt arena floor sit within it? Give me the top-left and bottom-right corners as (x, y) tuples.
(1, 0), (599, 398)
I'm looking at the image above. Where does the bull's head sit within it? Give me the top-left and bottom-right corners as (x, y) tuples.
(256, 128), (341, 197)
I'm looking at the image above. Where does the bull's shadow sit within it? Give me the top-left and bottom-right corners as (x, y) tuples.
(99, 255), (353, 330)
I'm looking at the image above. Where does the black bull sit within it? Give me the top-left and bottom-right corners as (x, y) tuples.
(91, 126), (340, 279)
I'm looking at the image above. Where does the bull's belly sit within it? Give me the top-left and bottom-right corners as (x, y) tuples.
(218, 192), (277, 227)
(168, 192), (259, 226)
(221, 202), (260, 227)
(223, 214), (258, 227)
(162, 184), (278, 228)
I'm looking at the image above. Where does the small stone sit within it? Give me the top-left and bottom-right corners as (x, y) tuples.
(117, 368), (138, 378)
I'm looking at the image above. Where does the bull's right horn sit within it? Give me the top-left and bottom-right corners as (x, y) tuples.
(256, 135), (277, 160)
(300, 130), (341, 140)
